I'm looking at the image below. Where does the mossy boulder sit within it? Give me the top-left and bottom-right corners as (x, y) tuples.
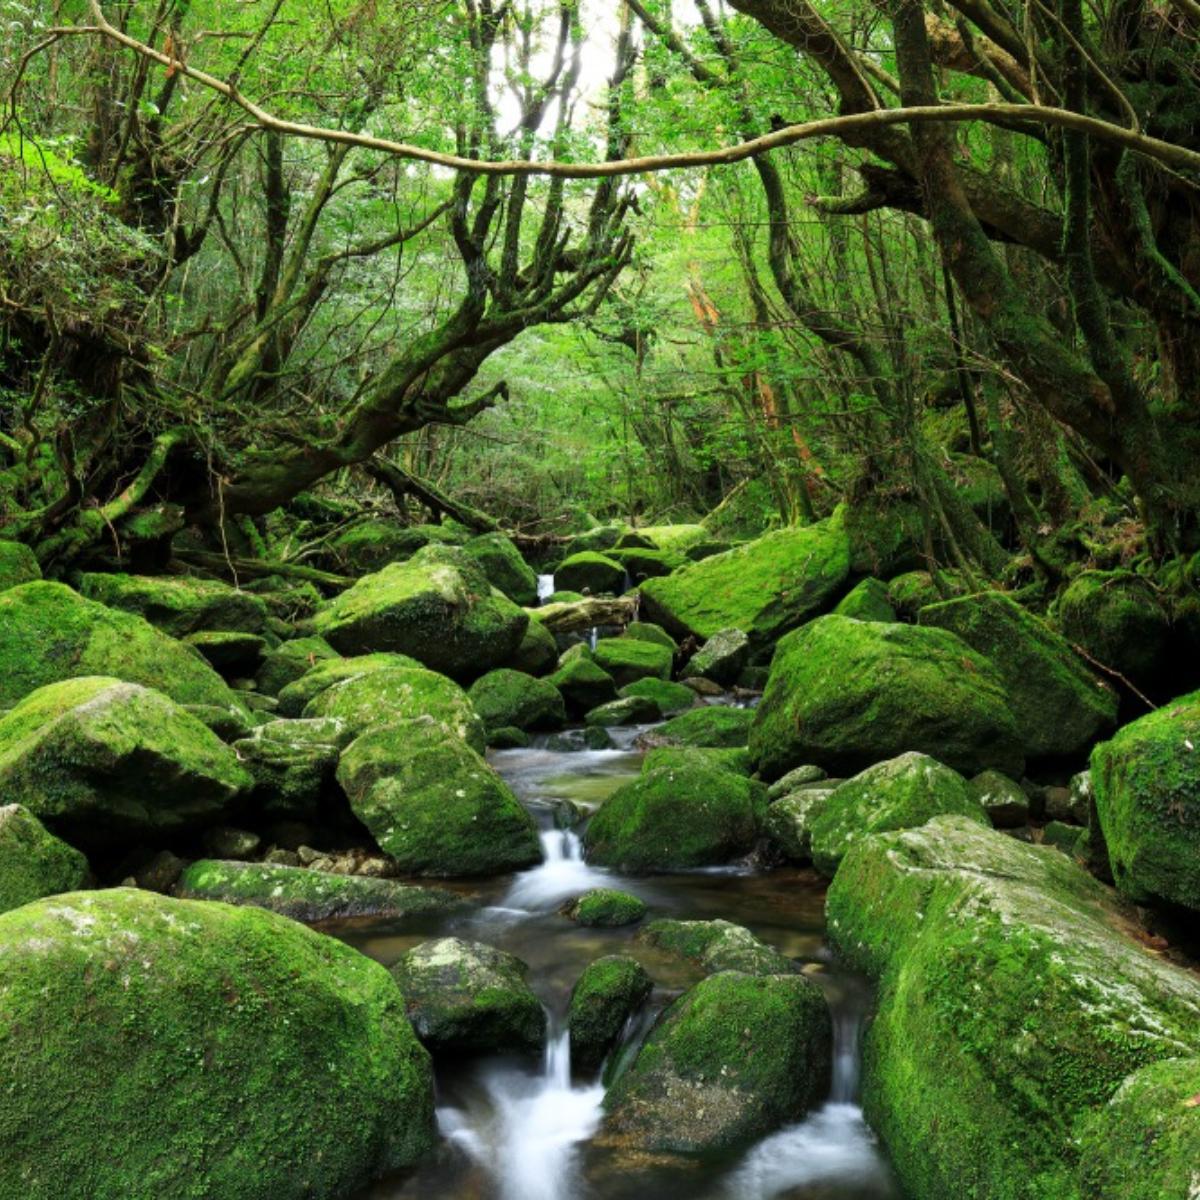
(762, 787), (836, 863)
(390, 937), (545, 1056)
(617, 524), (710, 554)
(968, 768), (1030, 828)
(231, 717), (352, 821)
(562, 524), (625, 557)
(749, 614), (1024, 780)
(303, 665), (486, 752)
(0, 677), (251, 851)
(0, 540), (40, 593)
(639, 517), (851, 648)
(584, 763), (766, 872)
(0, 581), (242, 711)
(563, 887), (647, 928)
(312, 545), (528, 681)
(183, 630), (267, 676)
(176, 859), (469, 924)
(885, 569), (967, 620)
(467, 668), (566, 733)
(0, 888), (435, 1199)
(79, 572), (267, 636)
(622, 621), (678, 652)
(649, 704), (754, 748)
(547, 656), (618, 716)
(462, 532), (538, 606)
(1058, 569), (1171, 687)
(600, 971), (832, 1156)
(568, 955), (653, 1073)
(809, 752), (984, 877)
(0, 804), (89, 914)
(637, 917), (796, 976)
(254, 635), (338, 696)
(618, 677), (695, 716)
(610, 547), (684, 581)
(640, 745), (752, 775)
(336, 717), (540, 876)
(920, 589), (1117, 761)
(826, 816), (1200, 1200)
(555, 551), (626, 595)
(765, 763), (827, 800)
(507, 618), (558, 676)
(584, 695), (661, 727)
(1091, 691), (1200, 912)
(592, 637), (672, 686)
(685, 627), (749, 686)
(832, 577), (896, 623)
(1078, 1057), (1200, 1200)
(325, 519), (431, 574)
(275, 651), (421, 717)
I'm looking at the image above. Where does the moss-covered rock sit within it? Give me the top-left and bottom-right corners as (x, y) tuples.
(555, 551), (626, 595)
(463, 532), (538, 606)
(547, 589), (585, 604)
(600, 971), (832, 1156)
(337, 717), (540, 876)
(1058, 569), (1171, 687)
(175, 859), (468, 924)
(638, 518), (851, 648)
(0, 581), (242, 711)
(0, 888), (435, 1199)
(507, 618), (558, 676)
(568, 955), (653, 1073)
(0, 804), (89, 914)
(79, 572), (267, 636)
(686, 628), (750, 687)
(640, 745), (752, 775)
(622, 621), (678, 652)
(0, 677), (250, 850)
(610, 547), (684, 581)
(1078, 1057), (1200, 1200)
(649, 704), (754, 748)
(562, 524), (625, 557)
(547, 656), (618, 716)
(920, 590), (1117, 761)
(832, 577), (896, 623)
(275, 651), (420, 716)
(232, 717), (352, 821)
(0, 540), (40, 593)
(969, 768), (1030, 828)
(592, 636), (672, 687)
(885, 569), (968, 620)
(390, 937), (545, 1056)
(826, 816), (1200, 1200)
(749, 614), (1023, 780)
(304, 665), (486, 752)
(182, 630), (266, 676)
(762, 787), (836, 863)
(765, 763), (827, 800)
(637, 917), (796, 975)
(618, 524), (710, 554)
(618, 677), (695, 716)
(563, 887), (647, 927)
(1091, 691), (1200, 912)
(809, 752), (984, 877)
(583, 695), (658, 727)
(584, 763), (766, 872)
(313, 545), (528, 681)
(325, 519), (436, 574)
(254, 635), (338, 696)
(467, 668), (565, 733)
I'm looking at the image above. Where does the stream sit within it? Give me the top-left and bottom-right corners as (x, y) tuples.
(346, 727), (899, 1200)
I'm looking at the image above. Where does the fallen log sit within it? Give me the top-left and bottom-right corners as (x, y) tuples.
(174, 550), (354, 591)
(530, 596), (638, 634)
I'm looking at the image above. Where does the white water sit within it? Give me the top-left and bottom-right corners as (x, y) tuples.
(438, 1025), (605, 1200)
(537, 573), (556, 603)
(502, 829), (622, 912)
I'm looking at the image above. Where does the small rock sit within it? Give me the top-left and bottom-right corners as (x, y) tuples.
(202, 826), (261, 860)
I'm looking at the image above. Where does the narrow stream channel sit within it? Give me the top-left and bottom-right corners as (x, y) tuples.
(346, 729), (899, 1200)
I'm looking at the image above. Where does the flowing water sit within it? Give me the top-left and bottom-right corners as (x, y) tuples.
(346, 734), (899, 1200)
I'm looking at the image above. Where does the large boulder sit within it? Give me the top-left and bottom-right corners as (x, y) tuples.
(584, 762), (765, 871)
(554, 551), (626, 595)
(336, 717), (541, 876)
(467, 668), (566, 733)
(826, 816), (1200, 1200)
(389, 937), (545, 1056)
(568, 955), (653, 1073)
(462, 532), (538, 606)
(79, 572), (267, 636)
(0, 804), (89, 915)
(232, 717), (352, 822)
(507, 618), (558, 676)
(638, 517), (850, 648)
(610, 546), (683, 581)
(920, 590), (1117, 760)
(0, 581), (241, 711)
(0, 677), (250, 851)
(832, 577), (896, 623)
(275, 651), (421, 716)
(254, 635), (339, 696)
(0, 888), (434, 1199)
(685, 627), (749, 686)
(324, 519), (438, 574)
(592, 637), (672, 686)
(1091, 691), (1200, 912)
(547, 656), (618, 716)
(600, 971), (832, 1156)
(312, 545), (528, 681)
(809, 752), (985, 877)
(617, 524), (710, 554)
(749, 614), (1024, 780)
(637, 918), (796, 976)
(645, 704), (754, 748)
(176, 859), (469, 924)
(0, 539), (40, 592)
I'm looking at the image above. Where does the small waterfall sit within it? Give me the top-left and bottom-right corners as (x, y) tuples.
(537, 573), (556, 604)
(501, 829), (619, 912)
(587, 626), (599, 651)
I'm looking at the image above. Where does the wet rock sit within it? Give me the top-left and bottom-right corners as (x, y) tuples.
(0, 804), (89, 915)
(568, 955), (653, 1074)
(637, 918), (796, 976)
(488, 725), (531, 749)
(562, 888), (647, 928)
(584, 696), (661, 727)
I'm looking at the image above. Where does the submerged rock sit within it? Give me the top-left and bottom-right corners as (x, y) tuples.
(826, 815), (1200, 1200)
(592, 637), (673, 686)
(390, 937), (545, 1056)
(0, 803), (89, 915)
(563, 887), (647, 927)
(637, 918), (796, 976)
(0, 888), (435, 1199)
(749, 614), (1023, 780)
(468, 668), (566, 733)
(569, 955), (653, 1073)
(600, 970), (832, 1156)
(79, 572), (268, 637)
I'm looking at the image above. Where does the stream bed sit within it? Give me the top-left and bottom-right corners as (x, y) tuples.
(344, 731), (900, 1200)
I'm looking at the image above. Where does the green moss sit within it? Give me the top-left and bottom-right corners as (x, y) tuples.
(79, 572), (268, 637)
(467, 668), (565, 732)
(562, 524), (627, 557)
(832, 577), (896, 623)
(637, 918), (795, 975)
(592, 637), (672, 687)
(0, 888), (435, 1199)
(583, 763), (765, 871)
(275, 651), (419, 716)
(565, 887), (647, 927)
(617, 524), (710, 553)
(568, 955), (653, 1073)
(555, 551), (626, 595)
(622, 621), (678, 652)
(547, 656), (618, 716)
(885, 569), (967, 620)
(640, 745), (752, 775)
(462, 532), (538, 606)
(507, 618), (558, 676)
(749, 614), (1024, 780)
(762, 787), (835, 862)
(584, 695), (661, 726)
(255, 636), (338, 696)
(685, 628), (750, 686)
(1091, 691), (1200, 911)
(618, 677), (696, 715)
(650, 704), (754, 748)
(1057, 570), (1170, 686)
(601, 971), (832, 1156)
(0, 804), (89, 914)
(0, 540), (41, 593)
(325, 519), (425, 574)
(610, 547), (685, 580)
